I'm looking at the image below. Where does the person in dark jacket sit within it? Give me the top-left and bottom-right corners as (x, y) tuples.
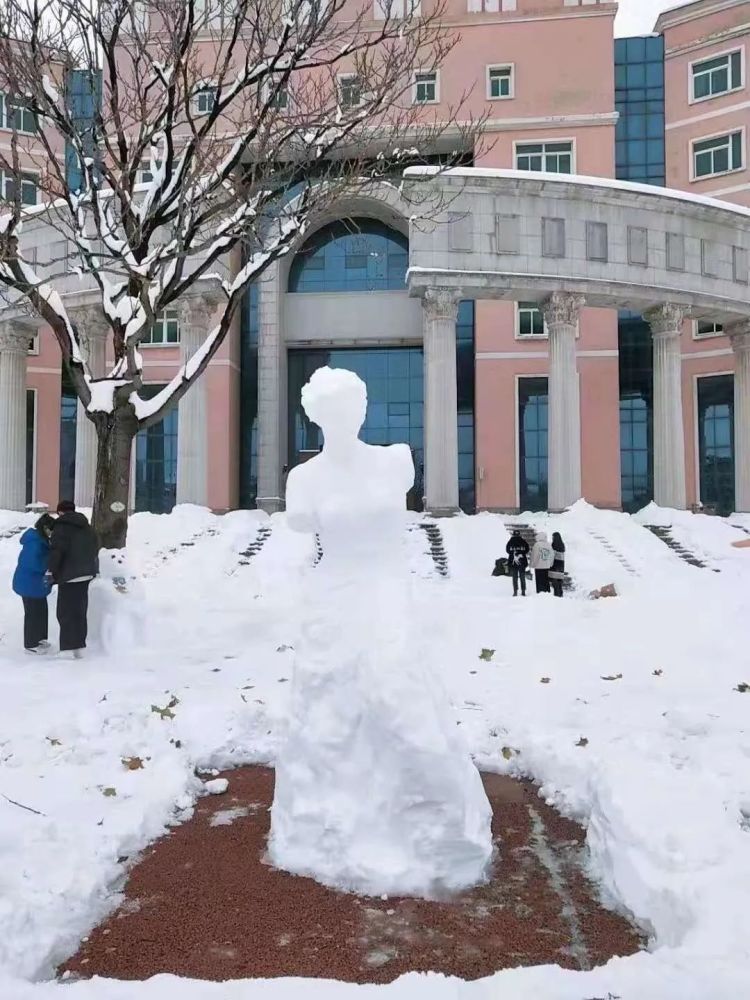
(550, 532), (566, 598)
(505, 529), (530, 597)
(48, 501), (100, 657)
(12, 514), (56, 653)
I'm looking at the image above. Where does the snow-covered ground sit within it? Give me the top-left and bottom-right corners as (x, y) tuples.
(1, 502), (749, 999)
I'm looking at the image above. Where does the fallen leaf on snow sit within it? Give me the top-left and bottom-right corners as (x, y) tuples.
(576, 737), (589, 747)
(101, 787), (117, 797)
(501, 746), (518, 760)
(540, 677), (551, 684)
(479, 648), (495, 662)
(601, 673), (623, 682)
(736, 682), (750, 693)
(121, 757), (144, 771)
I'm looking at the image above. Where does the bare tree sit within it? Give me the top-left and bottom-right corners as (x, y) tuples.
(0, 0), (477, 547)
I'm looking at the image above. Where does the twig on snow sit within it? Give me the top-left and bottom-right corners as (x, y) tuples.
(2, 793), (46, 817)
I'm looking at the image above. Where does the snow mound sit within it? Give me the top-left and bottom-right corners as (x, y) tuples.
(269, 367), (493, 896)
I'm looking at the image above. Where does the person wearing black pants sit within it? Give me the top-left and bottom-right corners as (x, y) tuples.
(57, 581), (91, 651)
(505, 529), (530, 598)
(48, 501), (99, 657)
(12, 514), (56, 654)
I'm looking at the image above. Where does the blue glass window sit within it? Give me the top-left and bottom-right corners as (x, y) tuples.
(698, 375), (734, 514)
(288, 218), (409, 293)
(619, 313), (653, 512)
(26, 389), (36, 505)
(614, 36), (665, 187)
(518, 377), (548, 512)
(135, 385), (178, 513)
(59, 367), (78, 503)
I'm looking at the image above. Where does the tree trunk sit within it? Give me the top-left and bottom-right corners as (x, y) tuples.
(91, 400), (138, 549)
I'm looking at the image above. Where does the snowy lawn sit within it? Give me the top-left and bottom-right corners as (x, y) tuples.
(1, 503), (749, 998)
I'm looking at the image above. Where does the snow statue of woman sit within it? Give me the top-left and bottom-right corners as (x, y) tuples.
(269, 366), (492, 897)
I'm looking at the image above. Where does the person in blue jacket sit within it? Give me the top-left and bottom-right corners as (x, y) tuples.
(12, 514), (56, 654)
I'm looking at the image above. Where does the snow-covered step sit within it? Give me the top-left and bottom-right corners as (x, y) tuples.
(644, 524), (720, 572)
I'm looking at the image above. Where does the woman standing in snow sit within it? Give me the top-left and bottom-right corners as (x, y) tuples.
(12, 514), (56, 654)
(530, 531), (554, 594)
(550, 532), (566, 598)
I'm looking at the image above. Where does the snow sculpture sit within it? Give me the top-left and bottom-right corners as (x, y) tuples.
(269, 366), (493, 897)
(88, 551), (148, 653)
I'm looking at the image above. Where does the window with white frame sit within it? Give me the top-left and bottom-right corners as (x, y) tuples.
(137, 157), (162, 184)
(338, 75), (361, 108)
(695, 321), (724, 339)
(691, 50), (743, 102)
(516, 140), (573, 173)
(413, 71), (438, 104)
(487, 65), (513, 100)
(468, 0), (518, 11)
(517, 302), (545, 338)
(692, 130), (744, 179)
(373, 0), (421, 17)
(266, 80), (290, 110)
(0, 94), (37, 134)
(142, 309), (180, 346)
(194, 85), (217, 115)
(0, 171), (38, 205)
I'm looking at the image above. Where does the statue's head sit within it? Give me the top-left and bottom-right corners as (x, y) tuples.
(302, 366), (367, 445)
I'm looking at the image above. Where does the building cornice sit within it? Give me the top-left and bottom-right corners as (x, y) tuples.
(664, 21), (750, 58)
(476, 112), (619, 134)
(656, 0), (750, 33)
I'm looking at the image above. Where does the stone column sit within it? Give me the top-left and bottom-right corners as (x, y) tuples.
(72, 306), (108, 508)
(728, 321), (750, 513)
(645, 303), (687, 510)
(176, 293), (219, 507)
(256, 262), (285, 513)
(541, 292), (585, 512)
(422, 287), (461, 515)
(0, 323), (31, 511)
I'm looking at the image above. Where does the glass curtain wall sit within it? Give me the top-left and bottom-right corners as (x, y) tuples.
(697, 375), (734, 514)
(618, 312), (653, 512)
(518, 377), (548, 512)
(59, 366), (78, 503)
(614, 36), (665, 186)
(134, 386), (178, 513)
(615, 38), (664, 510)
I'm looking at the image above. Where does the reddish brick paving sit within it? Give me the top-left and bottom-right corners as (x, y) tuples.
(60, 767), (644, 985)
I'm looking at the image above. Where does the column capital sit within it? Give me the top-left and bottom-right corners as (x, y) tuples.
(726, 319), (750, 354)
(0, 321), (32, 354)
(644, 303), (688, 338)
(541, 292), (585, 328)
(422, 287), (462, 322)
(177, 291), (222, 329)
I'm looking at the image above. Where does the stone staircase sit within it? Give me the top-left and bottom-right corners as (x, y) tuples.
(238, 524), (273, 566)
(644, 524), (719, 572)
(313, 533), (324, 567)
(415, 520), (449, 577)
(0, 524), (25, 542)
(505, 522), (574, 592)
(588, 530), (639, 576)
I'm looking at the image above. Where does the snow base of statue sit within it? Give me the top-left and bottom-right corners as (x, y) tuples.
(87, 552), (148, 653)
(268, 367), (492, 897)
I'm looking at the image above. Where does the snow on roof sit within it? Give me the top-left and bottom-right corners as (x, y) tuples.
(403, 166), (750, 221)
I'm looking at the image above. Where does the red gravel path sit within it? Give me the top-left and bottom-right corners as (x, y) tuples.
(60, 767), (644, 984)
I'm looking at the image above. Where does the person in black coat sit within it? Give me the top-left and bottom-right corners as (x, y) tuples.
(48, 501), (100, 656)
(505, 529), (530, 597)
(550, 531), (566, 598)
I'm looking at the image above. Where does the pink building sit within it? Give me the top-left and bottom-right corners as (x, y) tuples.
(1, 0), (749, 519)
